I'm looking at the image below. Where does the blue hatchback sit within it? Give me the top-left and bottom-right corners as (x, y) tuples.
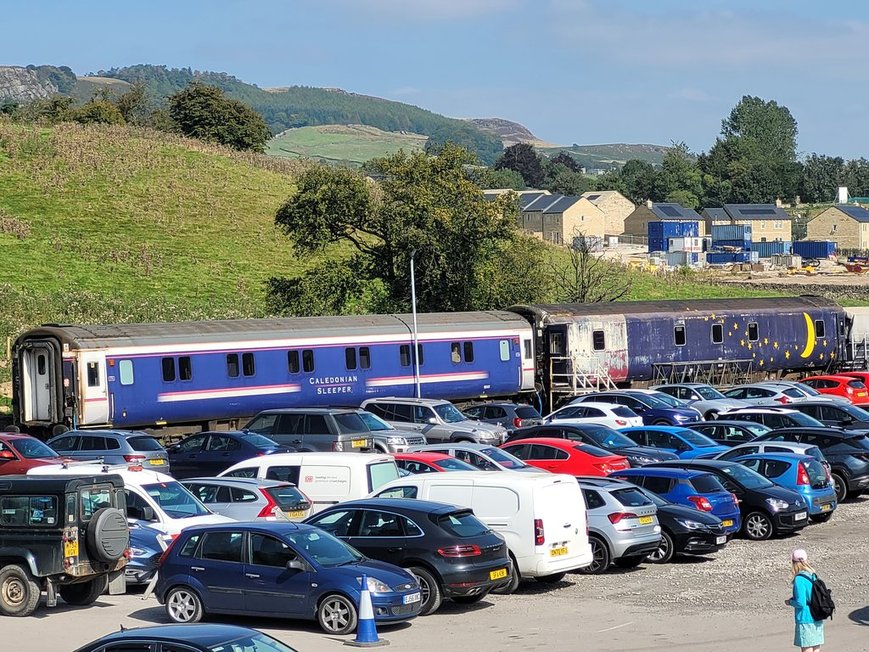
(732, 453), (838, 522)
(156, 522), (421, 635)
(612, 467), (742, 535)
(167, 431), (293, 479)
(619, 426), (730, 459)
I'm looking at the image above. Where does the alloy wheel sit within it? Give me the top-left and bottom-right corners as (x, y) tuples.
(745, 513), (771, 539)
(322, 597), (352, 633)
(648, 536), (670, 563)
(167, 589), (198, 622)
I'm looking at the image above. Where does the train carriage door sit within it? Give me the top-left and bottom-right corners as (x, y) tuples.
(79, 351), (109, 426)
(520, 335), (535, 391)
(16, 339), (62, 424)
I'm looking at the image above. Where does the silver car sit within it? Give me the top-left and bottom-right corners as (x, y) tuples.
(361, 397), (508, 444)
(757, 381), (850, 405)
(357, 410), (427, 454)
(577, 476), (662, 574)
(181, 477), (312, 521)
(46, 429), (170, 473)
(408, 442), (543, 473)
(720, 384), (810, 406)
(651, 383), (748, 419)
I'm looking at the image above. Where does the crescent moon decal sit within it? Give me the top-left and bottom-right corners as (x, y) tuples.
(800, 313), (815, 359)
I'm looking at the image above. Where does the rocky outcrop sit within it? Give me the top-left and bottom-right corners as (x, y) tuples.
(0, 66), (57, 102)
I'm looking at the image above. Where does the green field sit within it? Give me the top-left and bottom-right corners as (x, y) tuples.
(267, 124), (428, 166)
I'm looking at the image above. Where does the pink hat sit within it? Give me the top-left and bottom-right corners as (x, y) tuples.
(792, 548), (808, 562)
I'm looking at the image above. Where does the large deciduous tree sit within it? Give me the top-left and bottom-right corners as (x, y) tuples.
(495, 143), (545, 188)
(655, 142), (703, 208)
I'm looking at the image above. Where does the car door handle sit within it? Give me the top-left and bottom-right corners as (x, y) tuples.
(191, 566), (204, 572)
(386, 547), (402, 553)
(245, 573), (261, 579)
(222, 452), (231, 457)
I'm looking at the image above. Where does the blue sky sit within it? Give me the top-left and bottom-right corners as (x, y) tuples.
(3, 0), (868, 158)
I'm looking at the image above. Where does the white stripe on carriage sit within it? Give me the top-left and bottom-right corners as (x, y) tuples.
(366, 372), (489, 387)
(157, 385), (302, 403)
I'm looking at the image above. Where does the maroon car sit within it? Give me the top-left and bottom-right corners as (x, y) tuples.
(0, 433), (67, 474)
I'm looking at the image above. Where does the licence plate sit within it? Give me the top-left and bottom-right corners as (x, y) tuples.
(715, 535), (727, 545)
(638, 516), (654, 525)
(149, 459), (165, 465)
(351, 439), (366, 448)
(550, 547), (568, 557)
(64, 541), (79, 557)
(820, 504), (832, 512)
(489, 568), (508, 580)
(721, 519), (734, 527)
(403, 592), (421, 605)
(286, 510), (307, 519)
(795, 511), (807, 521)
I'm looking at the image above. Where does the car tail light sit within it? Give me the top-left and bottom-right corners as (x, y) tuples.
(534, 518), (545, 545)
(687, 495), (713, 511)
(615, 419), (627, 426)
(730, 492), (740, 506)
(124, 454), (146, 462)
(774, 396), (791, 404)
(157, 535), (180, 567)
(607, 512), (637, 524)
(437, 544), (481, 558)
(513, 417), (523, 429)
(797, 464), (810, 485)
(593, 463), (613, 474)
(256, 489), (281, 518)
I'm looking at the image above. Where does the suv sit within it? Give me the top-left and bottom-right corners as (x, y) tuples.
(570, 392), (701, 426)
(0, 475), (129, 616)
(717, 407), (826, 430)
(47, 430), (169, 473)
(361, 397), (508, 444)
(462, 402), (544, 434)
(243, 408), (374, 452)
(786, 401), (869, 430)
(650, 383), (747, 419)
(356, 410), (427, 453)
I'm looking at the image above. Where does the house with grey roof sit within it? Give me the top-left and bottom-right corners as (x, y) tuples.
(701, 204), (792, 242)
(622, 202), (704, 238)
(517, 192), (607, 243)
(807, 204), (869, 250)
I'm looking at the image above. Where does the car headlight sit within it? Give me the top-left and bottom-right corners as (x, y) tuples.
(766, 498), (789, 512)
(386, 436), (408, 445)
(674, 413), (692, 422)
(628, 455), (654, 465)
(675, 518), (706, 530)
(129, 547), (148, 558)
(359, 577), (391, 594)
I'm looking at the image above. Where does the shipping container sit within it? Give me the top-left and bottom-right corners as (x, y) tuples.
(751, 241), (792, 258)
(792, 240), (836, 259)
(711, 224), (753, 241)
(713, 239), (751, 250)
(668, 237), (704, 252)
(648, 221), (699, 238)
(707, 251), (753, 265)
(665, 251), (700, 267)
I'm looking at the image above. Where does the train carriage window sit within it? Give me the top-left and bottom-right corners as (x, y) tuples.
(178, 356), (192, 381)
(288, 350), (300, 374)
(711, 324), (724, 344)
(400, 344), (411, 367)
(416, 344), (424, 366)
(549, 332), (565, 355)
(86, 362), (100, 387)
(242, 352), (255, 376)
(499, 340), (510, 362)
(302, 349), (315, 373)
(37, 355), (46, 375)
(226, 354), (239, 378)
(359, 347), (371, 370)
(463, 342), (475, 363)
(118, 360), (134, 386)
(839, 320), (845, 336)
(523, 339), (533, 359)
(674, 326), (686, 347)
(815, 319), (825, 338)
(748, 322), (759, 342)
(345, 348), (357, 370)
(451, 343), (461, 364)
(161, 358), (176, 382)
(592, 330), (606, 351)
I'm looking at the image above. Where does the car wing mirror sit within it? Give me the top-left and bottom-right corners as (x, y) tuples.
(427, 417), (438, 425)
(286, 559), (307, 571)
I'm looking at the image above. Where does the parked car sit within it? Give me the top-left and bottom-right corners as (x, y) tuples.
(242, 408), (374, 452)
(126, 523), (164, 586)
(306, 498), (513, 615)
(716, 407), (826, 430)
(543, 402), (642, 429)
(361, 397), (508, 444)
(713, 441), (829, 472)
(357, 410), (427, 453)
(729, 453), (837, 522)
(73, 625), (299, 652)
(752, 427), (869, 501)
(0, 433), (68, 475)
(218, 452), (400, 513)
(181, 477), (312, 521)
(409, 442), (542, 473)
(684, 420), (771, 447)
(835, 371), (869, 394)
(46, 429), (169, 473)
(757, 380), (850, 404)
(166, 431), (291, 479)
(576, 477), (661, 573)
(646, 460), (809, 540)
(786, 401), (869, 429)
(394, 452), (477, 474)
(618, 426), (729, 459)
(610, 467), (742, 536)
(801, 374), (869, 403)
(650, 383), (747, 419)
(155, 522), (422, 634)
(462, 402), (544, 433)
(570, 391), (701, 426)
(0, 474), (129, 616)
(721, 384), (809, 405)
(371, 471), (593, 592)
(500, 438), (630, 476)
(506, 423), (679, 466)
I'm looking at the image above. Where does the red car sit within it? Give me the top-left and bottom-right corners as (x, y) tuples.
(0, 433), (67, 474)
(801, 375), (869, 404)
(500, 437), (629, 476)
(394, 452), (478, 474)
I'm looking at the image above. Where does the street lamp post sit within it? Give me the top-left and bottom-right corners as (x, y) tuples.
(410, 250), (422, 399)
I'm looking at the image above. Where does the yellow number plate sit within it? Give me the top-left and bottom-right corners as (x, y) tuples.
(721, 519), (734, 527)
(820, 504), (831, 512)
(489, 568), (507, 580)
(149, 459), (166, 465)
(286, 510), (307, 519)
(638, 516), (654, 525)
(550, 547), (568, 557)
(64, 541), (79, 558)
(351, 439), (366, 448)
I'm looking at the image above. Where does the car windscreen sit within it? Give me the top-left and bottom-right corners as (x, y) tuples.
(241, 433), (283, 449)
(688, 474), (727, 494)
(650, 393), (682, 407)
(333, 413), (368, 433)
(358, 412), (392, 432)
(695, 386), (725, 400)
(789, 412), (825, 427)
(436, 510), (490, 537)
(11, 438), (59, 459)
(845, 434), (869, 450)
(577, 444), (616, 458)
(583, 426), (638, 449)
(287, 529), (363, 567)
(611, 487), (653, 507)
(631, 394), (668, 408)
(435, 457), (477, 471)
(143, 481), (211, 518)
(479, 446), (527, 469)
(842, 405), (869, 421)
(265, 485), (310, 510)
(718, 463), (774, 489)
(636, 486), (669, 507)
(515, 406), (542, 419)
(367, 461), (400, 492)
(674, 429), (719, 448)
(434, 403), (466, 423)
(743, 422), (771, 435)
(211, 631), (299, 652)
(128, 436), (165, 452)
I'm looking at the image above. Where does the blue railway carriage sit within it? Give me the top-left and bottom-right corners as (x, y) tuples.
(12, 312), (535, 434)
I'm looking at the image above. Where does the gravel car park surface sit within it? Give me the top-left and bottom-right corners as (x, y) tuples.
(10, 498), (869, 652)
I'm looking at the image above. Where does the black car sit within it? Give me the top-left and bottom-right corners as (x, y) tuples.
(753, 427), (869, 502)
(166, 430), (292, 479)
(73, 624), (298, 652)
(305, 498), (512, 615)
(507, 423), (679, 466)
(684, 420), (771, 447)
(787, 401), (869, 430)
(648, 459), (809, 541)
(462, 402), (544, 433)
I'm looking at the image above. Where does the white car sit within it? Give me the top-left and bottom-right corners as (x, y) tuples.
(757, 381), (850, 405)
(651, 383), (748, 419)
(544, 402), (643, 428)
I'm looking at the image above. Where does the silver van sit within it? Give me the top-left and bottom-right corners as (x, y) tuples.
(360, 397), (508, 444)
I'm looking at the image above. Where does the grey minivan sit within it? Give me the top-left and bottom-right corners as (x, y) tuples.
(360, 397), (508, 444)
(46, 429), (169, 472)
(242, 408), (374, 452)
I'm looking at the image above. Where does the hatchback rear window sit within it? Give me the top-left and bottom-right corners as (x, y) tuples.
(367, 462), (400, 492)
(576, 444), (614, 458)
(610, 488), (652, 508)
(436, 511), (489, 537)
(128, 436), (164, 452)
(265, 486), (309, 510)
(848, 380), (866, 389)
(515, 406), (541, 419)
(804, 460), (828, 488)
(613, 407), (637, 418)
(334, 413), (367, 433)
(688, 474), (726, 493)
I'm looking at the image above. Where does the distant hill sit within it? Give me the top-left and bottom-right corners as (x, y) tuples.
(466, 118), (553, 147)
(268, 124), (427, 166)
(541, 143), (669, 169)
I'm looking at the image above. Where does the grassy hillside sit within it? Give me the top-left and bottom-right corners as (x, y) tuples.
(267, 124), (427, 166)
(541, 143), (669, 168)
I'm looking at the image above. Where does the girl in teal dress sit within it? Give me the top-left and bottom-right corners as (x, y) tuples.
(786, 548), (824, 651)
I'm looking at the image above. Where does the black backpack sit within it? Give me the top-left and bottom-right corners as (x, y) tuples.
(803, 574), (835, 621)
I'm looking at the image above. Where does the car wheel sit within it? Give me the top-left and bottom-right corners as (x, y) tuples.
(491, 554), (521, 595)
(578, 536), (610, 574)
(534, 572), (566, 584)
(409, 566), (442, 615)
(165, 586), (204, 623)
(613, 555), (646, 569)
(743, 511), (774, 541)
(646, 530), (675, 564)
(317, 593), (358, 635)
(810, 512), (833, 523)
(704, 411), (719, 420)
(831, 473), (848, 503)
(58, 575), (108, 606)
(652, 419), (671, 426)
(452, 591), (488, 605)
(0, 565), (40, 617)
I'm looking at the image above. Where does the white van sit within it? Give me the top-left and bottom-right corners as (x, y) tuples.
(370, 471), (592, 591)
(218, 452), (400, 513)
(27, 464), (232, 536)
